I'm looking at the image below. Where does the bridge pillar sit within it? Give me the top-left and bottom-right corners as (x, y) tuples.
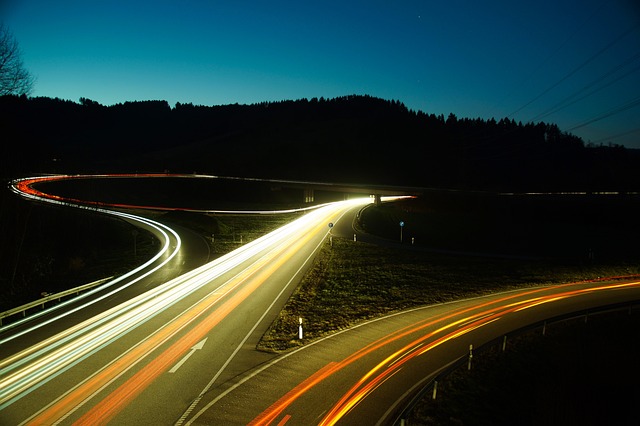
(304, 189), (315, 203)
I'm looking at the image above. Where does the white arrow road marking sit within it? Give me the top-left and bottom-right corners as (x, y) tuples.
(169, 338), (208, 374)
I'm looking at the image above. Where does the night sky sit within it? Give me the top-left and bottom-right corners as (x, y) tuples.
(3, 0), (640, 148)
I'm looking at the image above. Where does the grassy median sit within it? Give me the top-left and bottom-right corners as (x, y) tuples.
(256, 234), (640, 352)
(254, 194), (640, 424)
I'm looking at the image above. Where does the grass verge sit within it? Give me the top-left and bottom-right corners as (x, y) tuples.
(256, 236), (640, 352)
(256, 195), (640, 424)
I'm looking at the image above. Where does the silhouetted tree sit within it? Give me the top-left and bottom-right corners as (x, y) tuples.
(0, 24), (34, 96)
(3, 93), (639, 190)
(79, 97), (102, 107)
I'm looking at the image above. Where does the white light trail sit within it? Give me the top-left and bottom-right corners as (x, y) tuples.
(0, 190), (373, 411)
(2, 177), (182, 336)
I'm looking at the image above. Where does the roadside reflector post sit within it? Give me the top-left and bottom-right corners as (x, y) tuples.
(298, 317), (303, 339)
(432, 380), (438, 400)
(468, 344), (473, 370)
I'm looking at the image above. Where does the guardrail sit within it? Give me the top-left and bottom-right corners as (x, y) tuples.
(0, 277), (113, 326)
(393, 300), (640, 425)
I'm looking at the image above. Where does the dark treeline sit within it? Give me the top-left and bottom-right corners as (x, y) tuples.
(2, 94), (638, 192)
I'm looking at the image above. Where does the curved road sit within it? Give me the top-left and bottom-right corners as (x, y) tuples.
(191, 277), (640, 425)
(1, 174), (372, 425)
(1, 174), (639, 426)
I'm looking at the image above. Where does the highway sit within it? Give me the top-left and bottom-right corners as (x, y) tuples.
(219, 278), (640, 425)
(1, 175), (374, 425)
(2, 174), (639, 425)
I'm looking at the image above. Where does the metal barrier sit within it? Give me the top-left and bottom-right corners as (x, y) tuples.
(393, 300), (640, 425)
(0, 277), (113, 326)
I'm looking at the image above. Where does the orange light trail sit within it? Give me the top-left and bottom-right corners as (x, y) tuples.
(22, 197), (367, 425)
(318, 280), (640, 425)
(248, 362), (339, 426)
(9, 174), (640, 425)
(247, 280), (640, 425)
(248, 281), (582, 424)
(10, 174), (333, 214)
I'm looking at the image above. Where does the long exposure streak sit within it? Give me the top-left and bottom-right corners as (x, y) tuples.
(3, 174), (374, 425)
(246, 280), (640, 425)
(5, 174), (639, 426)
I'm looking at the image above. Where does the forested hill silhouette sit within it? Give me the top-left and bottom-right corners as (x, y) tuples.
(2, 94), (638, 192)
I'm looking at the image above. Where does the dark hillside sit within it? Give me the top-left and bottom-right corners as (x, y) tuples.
(2, 94), (638, 192)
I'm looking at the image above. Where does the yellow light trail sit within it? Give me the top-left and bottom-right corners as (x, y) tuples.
(318, 280), (640, 425)
(247, 279), (640, 425)
(2, 188), (372, 424)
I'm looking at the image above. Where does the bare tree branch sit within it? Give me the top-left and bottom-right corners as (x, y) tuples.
(0, 24), (35, 96)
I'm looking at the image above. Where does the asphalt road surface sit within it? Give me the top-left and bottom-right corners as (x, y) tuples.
(3, 174), (639, 426)
(1, 175), (373, 425)
(182, 267), (640, 425)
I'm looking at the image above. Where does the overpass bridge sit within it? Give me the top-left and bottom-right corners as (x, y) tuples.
(263, 179), (425, 204)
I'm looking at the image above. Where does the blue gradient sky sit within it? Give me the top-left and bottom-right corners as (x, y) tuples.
(3, 1), (640, 148)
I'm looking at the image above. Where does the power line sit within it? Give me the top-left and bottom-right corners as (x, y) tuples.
(528, 52), (640, 122)
(589, 127), (640, 144)
(505, 0), (610, 113)
(508, 22), (640, 119)
(566, 95), (640, 132)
